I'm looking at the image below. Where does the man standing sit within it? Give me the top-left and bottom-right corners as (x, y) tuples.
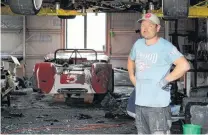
(127, 13), (190, 134)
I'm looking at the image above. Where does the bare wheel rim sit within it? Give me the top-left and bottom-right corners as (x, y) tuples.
(33, 0), (42, 10)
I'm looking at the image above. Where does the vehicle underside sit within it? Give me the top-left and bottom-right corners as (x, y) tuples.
(56, 0), (161, 12)
(1, 0), (162, 15)
(1, 0), (204, 18)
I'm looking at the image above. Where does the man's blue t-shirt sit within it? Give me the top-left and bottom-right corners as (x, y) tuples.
(129, 38), (183, 107)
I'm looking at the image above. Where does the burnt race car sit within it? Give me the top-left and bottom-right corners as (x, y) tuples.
(34, 49), (114, 103)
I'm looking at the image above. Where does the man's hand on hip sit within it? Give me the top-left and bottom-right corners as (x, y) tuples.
(157, 78), (171, 91)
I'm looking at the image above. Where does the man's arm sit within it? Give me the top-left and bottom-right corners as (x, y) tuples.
(127, 57), (136, 86)
(159, 45), (190, 89)
(165, 56), (190, 82)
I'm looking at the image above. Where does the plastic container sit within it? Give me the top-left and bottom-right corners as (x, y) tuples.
(183, 124), (201, 134)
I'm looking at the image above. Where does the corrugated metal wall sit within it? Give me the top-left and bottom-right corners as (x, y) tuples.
(1, 16), (63, 77)
(1, 15), (23, 54)
(108, 13), (141, 68)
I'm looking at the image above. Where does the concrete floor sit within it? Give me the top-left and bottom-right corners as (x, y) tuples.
(1, 87), (137, 134)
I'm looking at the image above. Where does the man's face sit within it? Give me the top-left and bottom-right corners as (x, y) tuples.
(140, 20), (160, 40)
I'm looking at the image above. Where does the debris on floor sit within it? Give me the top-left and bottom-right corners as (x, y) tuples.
(43, 119), (59, 122)
(9, 112), (24, 117)
(101, 92), (131, 118)
(76, 113), (92, 120)
(1, 86), (136, 134)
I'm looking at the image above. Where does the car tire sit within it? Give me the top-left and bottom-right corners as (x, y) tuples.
(93, 94), (106, 104)
(108, 69), (114, 93)
(9, 0), (43, 15)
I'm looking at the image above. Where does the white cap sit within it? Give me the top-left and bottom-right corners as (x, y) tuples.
(137, 13), (160, 25)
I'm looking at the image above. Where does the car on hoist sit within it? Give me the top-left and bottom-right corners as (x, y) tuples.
(1, 0), (203, 18)
(33, 49), (114, 103)
(1, 0), (161, 17)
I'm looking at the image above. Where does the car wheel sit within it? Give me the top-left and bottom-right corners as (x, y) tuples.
(9, 0), (43, 15)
